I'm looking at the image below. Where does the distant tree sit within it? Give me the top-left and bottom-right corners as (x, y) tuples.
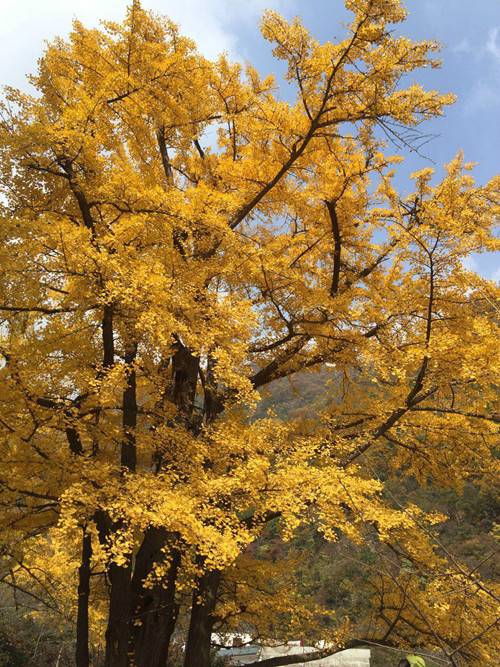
(0, 1), (498, 666)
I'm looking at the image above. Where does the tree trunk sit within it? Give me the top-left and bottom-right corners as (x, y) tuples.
(121, 341), (138, 471)
(75, 530), (92, 667)
(104, 561), (132, 667)
(130, 528), (181, 667)
(171, 345), (199, 423)
(97, 304), (134, 667)
(183, 569), (222, 667)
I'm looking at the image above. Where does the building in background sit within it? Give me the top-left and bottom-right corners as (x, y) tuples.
(215, 637), (371, 666)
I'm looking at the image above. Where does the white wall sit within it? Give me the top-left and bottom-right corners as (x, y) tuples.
(259, 645), (370, 666)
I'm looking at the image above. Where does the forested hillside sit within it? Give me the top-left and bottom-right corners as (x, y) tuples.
(253, 371), (499, 665)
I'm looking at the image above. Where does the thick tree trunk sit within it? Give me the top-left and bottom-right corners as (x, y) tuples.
(183, 569), (222, 667)
(99, 306), (134, 666)
(75, 530), (92, 667)
(130, 528), (180, 667)
(171, 345), (199, 422)
(102, 328), (199, 665)
(104, 562), (132, 667)
(104, 337), (137, 667)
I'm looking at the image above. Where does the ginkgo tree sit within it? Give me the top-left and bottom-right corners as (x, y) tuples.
(0, 0), (498, 666)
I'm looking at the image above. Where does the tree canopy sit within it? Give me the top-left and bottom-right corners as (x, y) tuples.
(0, 1), (498, 666)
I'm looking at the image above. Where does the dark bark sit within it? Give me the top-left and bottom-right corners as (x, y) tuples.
(130, 528), (181, 667)
(121, 341), (138, 472)
(97, 302), (137, 667)
(75, 530), (92, 667)
(95, 512), (132, 667)
(157, 126), (174, 182)
(326, 199), (341, 296)
(103, 339), (196, 665)
(65, 425), (84, 455)
(202, 354), (225, 426)
(157, 126), (187, 256)
(104, 340), (138, 663)
(70, 184), (96, 232)
(102, 305), (115, 369)
(202, 386), (223, 425)
(171, 344), (199, 422)
(65, 421), (84, 455)
(104, 561), (133, 667)
(60, 157), (96, 233)
(250, 337), (310, 389)
(183, 569), (222, 667)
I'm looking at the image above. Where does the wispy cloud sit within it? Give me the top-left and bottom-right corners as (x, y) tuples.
(460, 25), (500, 115)
(0, 0), (294, 91)
(486, 26), (500, 62)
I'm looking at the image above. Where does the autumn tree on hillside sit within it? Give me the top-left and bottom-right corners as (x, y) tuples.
(0, 1), (498, 666)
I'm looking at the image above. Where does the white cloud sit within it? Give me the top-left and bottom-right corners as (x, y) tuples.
(0, 0), (294, 91)
(460, 26), (500, 115)
(486, 26), (500, 62)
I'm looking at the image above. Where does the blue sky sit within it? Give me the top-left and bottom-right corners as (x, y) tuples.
(1, 0), (498, 277)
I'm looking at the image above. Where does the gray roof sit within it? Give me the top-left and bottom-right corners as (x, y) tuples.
(217, 645), (260, 657)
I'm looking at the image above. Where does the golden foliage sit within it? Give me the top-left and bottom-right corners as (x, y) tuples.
(0, 0), (498, 663)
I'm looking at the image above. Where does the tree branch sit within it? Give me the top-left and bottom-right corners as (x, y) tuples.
(325, 199), (342, 296)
